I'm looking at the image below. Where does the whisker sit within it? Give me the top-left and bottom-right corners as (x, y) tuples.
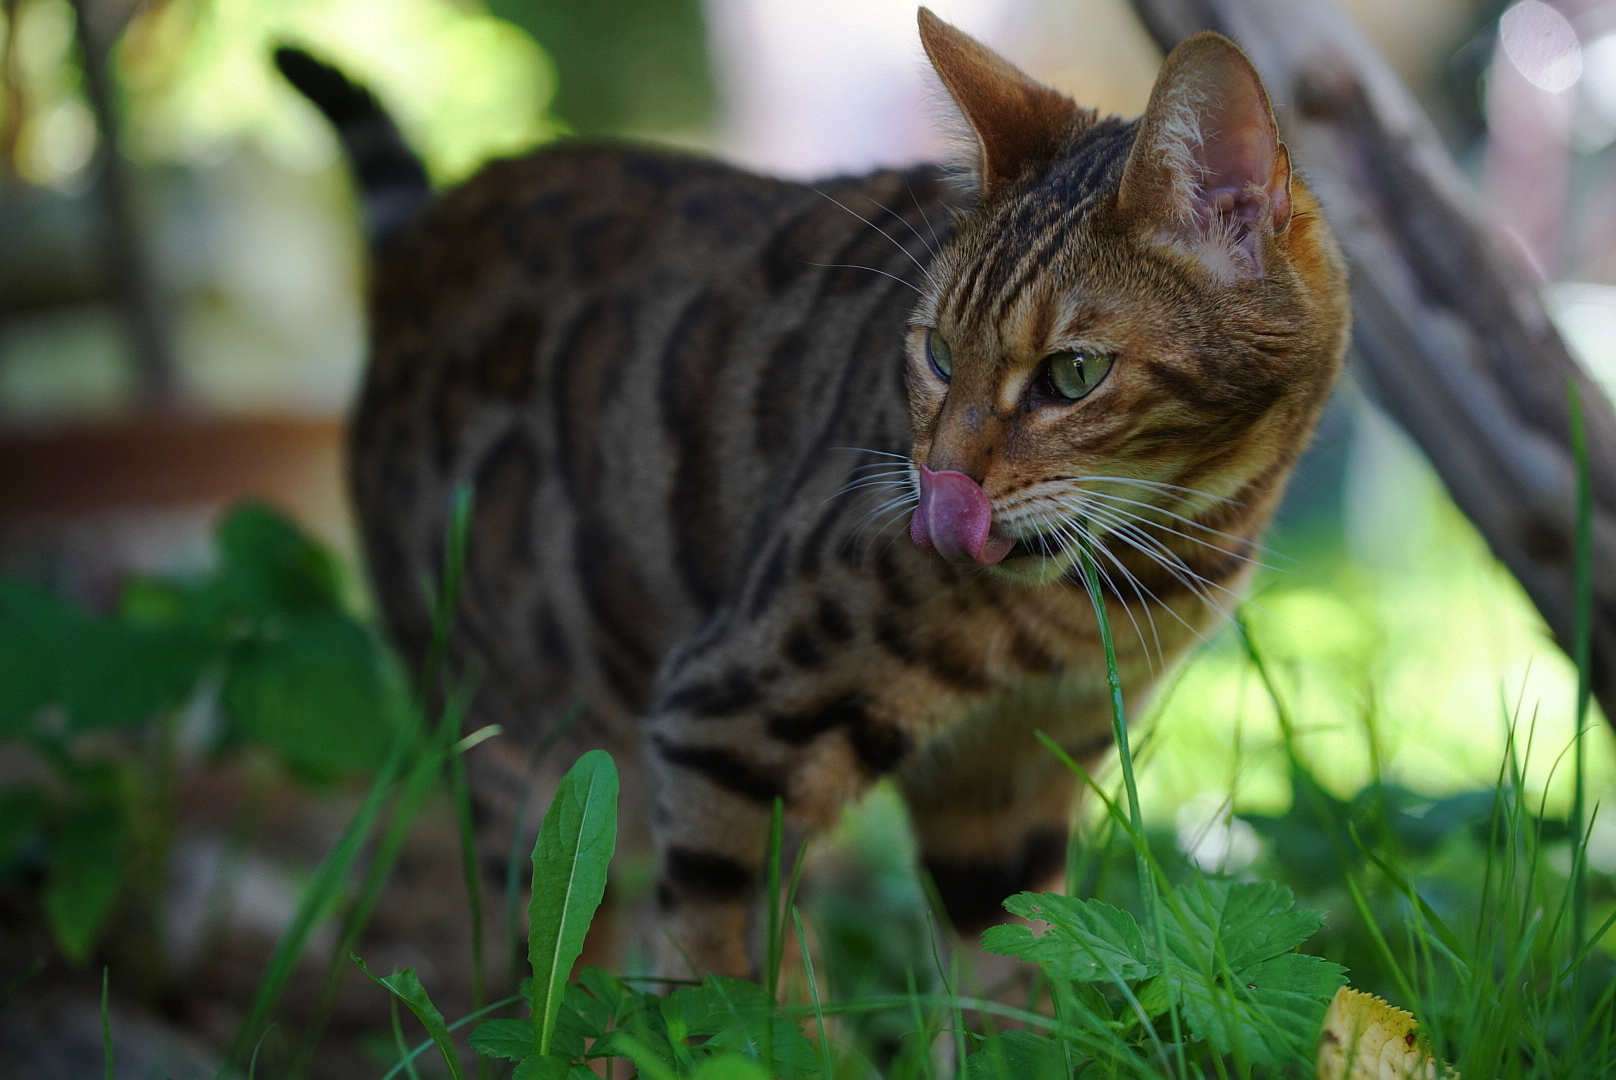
(1064, 503), (1219, 648)
(1053, 516), (1160, 670)
(1075, 489), (1279, 565)
(867, 194), (937, 260)
(811, 187), (938, 288)
(907, 180), (944, 257)
(857, 495), (921, 556)
(1063, 514), (1197, 660)
(802, 262), (922, 295)
(832, 447), (913, 462)
(825, 476), (914, 503)
(1019, 488), (1256, 583)
(1064, 513), (1169, 666)
(1078, 503), (1242, 616)
(1067, 474), (1242, 507)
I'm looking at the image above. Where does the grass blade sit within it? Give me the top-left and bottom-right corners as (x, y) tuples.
(101, 966), (112, 1080)
(529, 749), (619, 1056)
(1568, 380), (1593, 977)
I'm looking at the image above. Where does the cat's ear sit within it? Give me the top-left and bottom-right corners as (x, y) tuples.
(918, 8), (1090, 200)
(1118, 32), (1292, 279)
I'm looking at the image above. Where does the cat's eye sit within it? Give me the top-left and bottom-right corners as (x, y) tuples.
(1043, 350), (1113, 400)
(926, 329), (952, 382)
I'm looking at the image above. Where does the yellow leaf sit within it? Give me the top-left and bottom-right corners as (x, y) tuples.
(1315, 986), (1457, 1080)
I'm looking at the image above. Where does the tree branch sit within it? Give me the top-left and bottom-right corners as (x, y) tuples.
(1129, 0), (1616, 725)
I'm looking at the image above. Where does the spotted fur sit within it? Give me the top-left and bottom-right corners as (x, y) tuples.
(286, 11), (1349, 977)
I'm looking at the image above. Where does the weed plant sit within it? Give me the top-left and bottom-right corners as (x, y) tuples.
(2, 450), (1613, 1077)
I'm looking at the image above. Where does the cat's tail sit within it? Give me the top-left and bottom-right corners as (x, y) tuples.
(273, 46), (431, 251)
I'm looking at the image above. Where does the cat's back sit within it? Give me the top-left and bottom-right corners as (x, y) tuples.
(352, 143), (954, 727)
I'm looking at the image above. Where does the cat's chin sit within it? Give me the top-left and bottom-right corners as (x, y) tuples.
(984, 549), (1072, 586)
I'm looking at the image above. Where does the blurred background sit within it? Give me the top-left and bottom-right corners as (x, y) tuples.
(3, 0), (1616, 1073)
(3, 0), (1614, 800)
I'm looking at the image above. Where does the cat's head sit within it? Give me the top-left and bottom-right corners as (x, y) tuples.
(905, 9), (1349, 585)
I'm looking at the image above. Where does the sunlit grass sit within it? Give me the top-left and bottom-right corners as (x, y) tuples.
(1142, 411), (1612, 829)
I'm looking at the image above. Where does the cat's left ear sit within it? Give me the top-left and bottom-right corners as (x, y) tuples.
(918, 8), (1091, 201)
(1118, 32), (1292, 279)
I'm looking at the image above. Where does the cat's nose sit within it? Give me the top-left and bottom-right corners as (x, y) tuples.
(910, 464), (1014, 566)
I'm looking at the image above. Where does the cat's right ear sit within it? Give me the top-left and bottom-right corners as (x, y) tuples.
(918, 8), (1089, 201)
(1118, 32), (1292, 281)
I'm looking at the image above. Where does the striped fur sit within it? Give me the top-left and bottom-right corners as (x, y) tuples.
(326, 14), (1349, 977)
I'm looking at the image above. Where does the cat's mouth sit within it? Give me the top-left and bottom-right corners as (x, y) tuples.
(1004, 532), (1058, 561)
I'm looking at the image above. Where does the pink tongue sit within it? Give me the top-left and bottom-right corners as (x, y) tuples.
(910, 465), (1014, 566)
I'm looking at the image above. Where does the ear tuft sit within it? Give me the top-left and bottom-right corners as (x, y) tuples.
(918, 8), (1092, 201)
(1119, 32), (1292, 279)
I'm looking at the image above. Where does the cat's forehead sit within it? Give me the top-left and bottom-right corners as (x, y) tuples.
(927, 119), (1140, 336)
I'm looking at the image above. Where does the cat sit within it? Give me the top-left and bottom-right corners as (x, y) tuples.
(276, 8), (1349, 980)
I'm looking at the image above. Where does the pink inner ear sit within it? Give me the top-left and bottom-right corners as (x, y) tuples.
(1189, 75), (1291, 249)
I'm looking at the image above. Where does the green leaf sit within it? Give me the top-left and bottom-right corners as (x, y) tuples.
(686, 1054), (774, 1080)
(1175, 952), (1347, 1067)
(529, 750), (618, 1057)
(215, 502), (345, 618)
(1161, 879), (1324, 973)
(483, 0), (713, 137)
(63, 618), (214, 734)
(0, 579), (75, 736)
(983, 892), (1155, 983)
(220, 614), (404, 779)
(353, 959), (463, 1080)
(512, 1054), (593, 1080)
(0, 577), (215, 737)
(1157, 878), (1346, 1068)
(0, 786), (45, 870)
(962, 1031), (1072, 1080)
(662, 976), (817, 1075)
(471, 1018), (533, 1061)
(43, 801), (126, 963)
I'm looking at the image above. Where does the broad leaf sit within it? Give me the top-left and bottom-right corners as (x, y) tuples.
(663, 975), (816, 1075)
(984, 892), (1155, 983)
(1161, 878), (1325, 974)
(0, 579), (211, 736)
(0, 786), (45, 870)
(529, 750), (618, 1056)
(687, 1054), (774, 1080)
(43, 800), (126, 963)
(220, 614), (403, 779)
(1158, 879), (1346, 1067)
(215, 502), (345, 617)
(512, 1054), (594, 1079)
(963, 1031), (1073, 1080)
(0, 579), (76, 736)
(471, 1018), (533, 1061)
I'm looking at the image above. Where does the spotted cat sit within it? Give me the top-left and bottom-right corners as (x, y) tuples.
(278, 9), (1348, 977)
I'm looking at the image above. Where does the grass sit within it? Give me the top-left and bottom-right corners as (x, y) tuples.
(334, 505), (1612, 1078)
(6, 428), (1615, 1077)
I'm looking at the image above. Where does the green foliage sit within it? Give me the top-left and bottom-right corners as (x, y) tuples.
(0, 501), (405, 964)
(984, 881), (1345, 1069)
(527, 748), (618, 1057)
(42, 799), (127, 965)
(485, 0), (713, 137)
(355, 959), (466, 1080)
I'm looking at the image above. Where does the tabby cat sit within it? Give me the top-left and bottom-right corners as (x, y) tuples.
(278, 9), (1348, 979)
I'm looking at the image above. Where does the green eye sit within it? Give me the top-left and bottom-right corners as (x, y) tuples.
(926, 329), (952, 381)
(1044, 350), (1113, 400)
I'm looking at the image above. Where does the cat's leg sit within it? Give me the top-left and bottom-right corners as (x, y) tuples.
(642, 657), (893, 978)
(897, 713), (1114, 941)
(640, 660), (808, 979)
